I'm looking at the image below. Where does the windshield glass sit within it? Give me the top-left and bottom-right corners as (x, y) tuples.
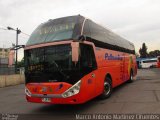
(26, 15), (86, 46)
(25, 44), (72, 73)
(25, 43), (97, 85)
(27, 23), (75, 46)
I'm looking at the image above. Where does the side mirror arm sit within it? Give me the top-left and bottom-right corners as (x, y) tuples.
(71, 42), (79, 65)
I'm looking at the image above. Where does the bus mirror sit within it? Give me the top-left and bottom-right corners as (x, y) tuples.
(71, 42), (79, 64)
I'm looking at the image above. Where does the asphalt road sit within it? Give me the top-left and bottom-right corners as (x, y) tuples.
(0, 68), (160, 120)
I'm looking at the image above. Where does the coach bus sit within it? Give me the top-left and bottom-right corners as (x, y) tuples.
(24, 15), (137, 104)
(140, 58), (157, 68)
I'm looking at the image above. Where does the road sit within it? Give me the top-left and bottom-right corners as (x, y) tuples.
(0, 68), (160, 120)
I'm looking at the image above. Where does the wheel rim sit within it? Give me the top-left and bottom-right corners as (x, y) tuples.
(104, 81), (110, 95)
(130, 73), (133, 80)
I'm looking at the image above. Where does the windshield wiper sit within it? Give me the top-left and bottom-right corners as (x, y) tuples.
(50, 60), (69, 80)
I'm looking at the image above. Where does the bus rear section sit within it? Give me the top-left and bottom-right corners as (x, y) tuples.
(25, 15), (137, 104)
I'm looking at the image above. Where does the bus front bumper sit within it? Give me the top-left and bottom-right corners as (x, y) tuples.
(26, 94), (85, 104)
(25, 80), (86, 104)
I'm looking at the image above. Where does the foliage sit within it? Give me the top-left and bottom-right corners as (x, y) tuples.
(17, 57), (24, 68)
(148, 50), (160, 57)
(139, 43), (148, 58)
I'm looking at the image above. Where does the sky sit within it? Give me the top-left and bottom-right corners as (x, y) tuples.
(0, 0), (160, 60)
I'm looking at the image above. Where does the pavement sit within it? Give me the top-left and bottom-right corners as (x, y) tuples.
(0, 68), (160, 120)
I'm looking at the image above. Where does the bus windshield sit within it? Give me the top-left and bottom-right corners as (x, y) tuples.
(25, 44), (73, 73)
(26, 17), (76, 46)
(25, 44), (97, 85)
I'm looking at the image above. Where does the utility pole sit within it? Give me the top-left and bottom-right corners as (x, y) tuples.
(7, 27), (21, 74)
(1, 26), (27, 73)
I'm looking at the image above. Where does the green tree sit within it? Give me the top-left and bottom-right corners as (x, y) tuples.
(148, 50), (160, 57)
(17, 57), (24, 68)
(139, 43), (148, 58)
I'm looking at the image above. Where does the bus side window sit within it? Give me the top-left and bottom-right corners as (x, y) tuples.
(80, 44), (97, 69)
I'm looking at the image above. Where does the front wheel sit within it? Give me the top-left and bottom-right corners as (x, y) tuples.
(99, 77), (112, 99)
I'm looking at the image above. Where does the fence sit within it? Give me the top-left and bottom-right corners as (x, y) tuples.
(0, 66), (15, 75)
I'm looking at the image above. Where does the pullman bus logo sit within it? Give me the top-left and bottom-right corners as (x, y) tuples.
(105, 53), (123, 61)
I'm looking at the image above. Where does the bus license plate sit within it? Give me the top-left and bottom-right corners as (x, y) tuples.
(42, 98), (51, 102)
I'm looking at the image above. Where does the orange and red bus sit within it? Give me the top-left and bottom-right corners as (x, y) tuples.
(158, 56), (160, 68)
(24, 15), (137, 104)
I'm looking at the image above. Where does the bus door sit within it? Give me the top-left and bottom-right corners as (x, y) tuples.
(80, 44), (97, 98)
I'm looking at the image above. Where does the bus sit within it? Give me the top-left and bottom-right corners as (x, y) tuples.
(24, 15), (137, 104)
(140, 58), (157, 68)
(157, 56), (160, 68)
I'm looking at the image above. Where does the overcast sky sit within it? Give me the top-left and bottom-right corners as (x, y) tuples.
(0, 0), (160, 60)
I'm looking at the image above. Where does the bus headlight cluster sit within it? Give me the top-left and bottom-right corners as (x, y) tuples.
(25, 87), (32, 97)
(62, 80), (81, 98)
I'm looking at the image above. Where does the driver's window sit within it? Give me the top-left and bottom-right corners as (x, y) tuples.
(80, 44), (97, 69)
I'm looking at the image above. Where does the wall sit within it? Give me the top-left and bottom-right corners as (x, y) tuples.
(0, 74), (25, 88)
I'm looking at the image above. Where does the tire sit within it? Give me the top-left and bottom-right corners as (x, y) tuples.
(99, 77), (112, 99)
(128, 70), (133, 83)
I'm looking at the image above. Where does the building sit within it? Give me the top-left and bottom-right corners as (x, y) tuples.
(0, 48), (15, 75)
(0, 48), (15, 65)
(0, 48), (10, 58)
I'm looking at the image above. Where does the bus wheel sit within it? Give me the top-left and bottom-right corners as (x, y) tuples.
(99, 77), (112, 99)
(128, 70), (133, 83)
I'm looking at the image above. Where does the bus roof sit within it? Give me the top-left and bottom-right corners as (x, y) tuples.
(141, 58), (157, 61)
(137, 57), (157, 61)
(26, 15), (135, 54)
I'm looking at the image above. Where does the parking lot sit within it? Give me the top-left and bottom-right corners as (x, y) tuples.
(0, 68), (160, 119)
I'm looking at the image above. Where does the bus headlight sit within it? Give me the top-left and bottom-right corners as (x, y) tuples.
(62, 80), (81, 98)
(25, 87), (31, 97)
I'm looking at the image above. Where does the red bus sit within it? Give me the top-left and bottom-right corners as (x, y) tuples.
(158, 56), (160, 68)
(24, 15), (137, 104)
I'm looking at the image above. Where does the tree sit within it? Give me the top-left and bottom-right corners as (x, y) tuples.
(17, 57), (24, 68)
(139, 43), (148, 58)
(148, 50), (160, 57)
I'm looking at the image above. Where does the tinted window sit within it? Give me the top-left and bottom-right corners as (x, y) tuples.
(83, 19), (135, 54)
(27, 22), (75, 46)
(26, 16), (85, 46)
(80, 44), (97, 70)
(25, 44), (72, 73)
(143, 60), (157, 63)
